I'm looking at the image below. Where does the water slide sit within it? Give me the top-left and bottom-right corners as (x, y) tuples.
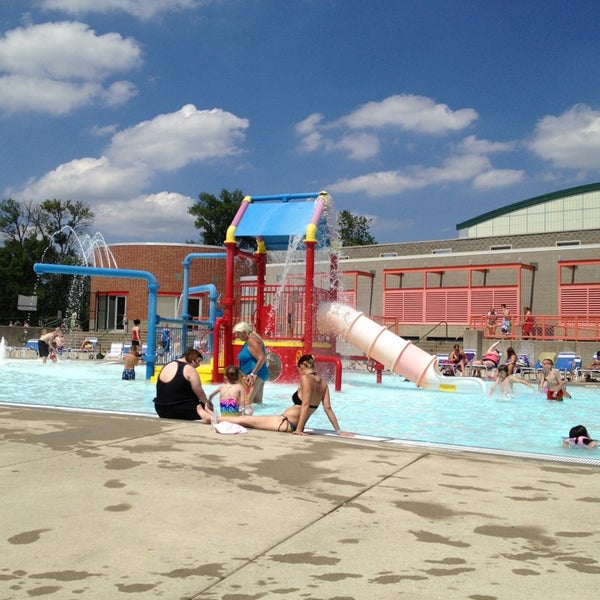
(317, 302), (486, 394)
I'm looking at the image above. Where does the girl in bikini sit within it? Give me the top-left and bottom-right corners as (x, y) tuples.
(217, 355), (352, 436)
(209, 366), (248, 416)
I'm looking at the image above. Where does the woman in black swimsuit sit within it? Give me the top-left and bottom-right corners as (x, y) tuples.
(218, 354), (352, 436)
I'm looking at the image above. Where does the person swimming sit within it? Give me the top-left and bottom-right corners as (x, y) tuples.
(562, 425), (598, 448)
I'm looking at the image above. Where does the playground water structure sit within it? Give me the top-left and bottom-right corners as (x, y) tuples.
(0, 357), (598, 465)
(318, 302), (486, 394)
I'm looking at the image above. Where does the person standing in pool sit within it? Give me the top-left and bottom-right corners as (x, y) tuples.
(38, 328), (59, 364)
(218, 354), (353, 436)
(538, 358), (571, 401)
(131, 319), (141, 351)
(488, 365), (534, 397)
(122, 346), (140, 380)
(232, 322), (269, 404)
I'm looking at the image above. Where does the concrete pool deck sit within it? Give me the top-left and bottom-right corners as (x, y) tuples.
(1, 406), (599, 599)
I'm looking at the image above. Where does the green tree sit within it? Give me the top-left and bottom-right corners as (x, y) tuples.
(0, 198), (95, 326)
(337, 210), (377, 246)
(188, 188), (254, 249)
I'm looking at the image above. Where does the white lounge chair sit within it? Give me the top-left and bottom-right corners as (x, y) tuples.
(105, 342), (124, 360)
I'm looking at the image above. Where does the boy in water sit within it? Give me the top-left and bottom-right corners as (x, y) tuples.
(538, 358), (571, 401)
(488, 365), (534, 398)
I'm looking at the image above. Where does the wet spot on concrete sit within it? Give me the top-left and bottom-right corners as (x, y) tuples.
(26, 585), (61, 596)
(370, 573), (419, 583)
(474, 525), (555, 547)
(425, 557), (467, 564)
(539, 479), (575, 488)
(511, 485), (547, 491)
(576, 496), (600, 502)
(512, 568), (540, 576)
(322, 476), (363, 487)
(104, 457), (144, 470)
(8, 529), (51, 545)
(160, 563), (223, 578)
(468, 595), (498, 600)
(122, 443), (183, 454)
(104, 503), (132, 512)
(115, 582), (158, 592)
(505, 495), (549, 502)
(339, 538), (360, 544)
(269, 552), (340, 566)
(423, 567), (476, 576)
(555, 531), (593, 537)
(30, 570), (99, 581)
(394, 500), (460, 520)
(104, 479), (126, 488)
(198, 465), (252, 481)
(439, 484), (492, 492)
(409, 530), (470, 547)
(564, 562), (600, 574)
(344, 501), (376, 514)
(238, 483), (280, 495)
(313, 572), (362, 581)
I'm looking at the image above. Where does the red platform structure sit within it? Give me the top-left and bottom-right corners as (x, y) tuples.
(210, 191), (343, 387)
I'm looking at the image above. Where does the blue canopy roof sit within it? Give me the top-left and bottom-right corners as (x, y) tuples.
(234, 195), (332, 251)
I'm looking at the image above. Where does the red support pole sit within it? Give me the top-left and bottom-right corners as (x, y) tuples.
(304, 239), (316, 356)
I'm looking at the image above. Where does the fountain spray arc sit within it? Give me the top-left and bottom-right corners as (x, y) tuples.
(34, 263), (159, 380)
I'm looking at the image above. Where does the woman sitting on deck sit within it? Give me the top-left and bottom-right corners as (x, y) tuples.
(218, 354), (353, 437)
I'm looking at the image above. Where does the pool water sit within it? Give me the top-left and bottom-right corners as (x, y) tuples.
(1, 358), (598, 463)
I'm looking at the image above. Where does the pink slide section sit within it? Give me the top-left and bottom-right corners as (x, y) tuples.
(318, 302), (486, 394)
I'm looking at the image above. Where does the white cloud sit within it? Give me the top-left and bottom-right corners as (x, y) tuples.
(295, 94), (478, 161)
(94, 192), (198, 241)
(20, 156), (149, 200)
(457, 134), (516, 155)
(13, 104), (249, 242)
(107, 104), (249, 171)
(337, 132), (380, 160)
(0, 21), (141, 114)
(338, 94), (478, 134)
(529, 104), (600, 170)
(0, 74), (99, 114)
(472, 169), (525, 190)
(329, 154), (492, 197)
(0, 21), (141, 79)
(41, 0), (211, 20)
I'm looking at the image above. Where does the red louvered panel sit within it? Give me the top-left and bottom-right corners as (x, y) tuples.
(560, 288), (588, 315)
(403, 291), (424, 322)
(446, 290), (470, 322)
(425, 292), (446, 321)
(383, 291), (405, 318)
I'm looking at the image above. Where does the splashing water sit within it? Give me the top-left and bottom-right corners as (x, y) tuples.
(47, 227), (118, 268)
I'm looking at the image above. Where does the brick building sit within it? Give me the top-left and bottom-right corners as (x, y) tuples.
(89, 243), (229, 331)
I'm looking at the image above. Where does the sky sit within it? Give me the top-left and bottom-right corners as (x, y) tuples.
(1, 0), (600, 246)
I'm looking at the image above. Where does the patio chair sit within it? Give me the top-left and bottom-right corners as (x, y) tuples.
(554, 352), (578, 379)
(515, 353), (536, 380)
(578, 352), (600, 382)
(105, 342), (124, 360)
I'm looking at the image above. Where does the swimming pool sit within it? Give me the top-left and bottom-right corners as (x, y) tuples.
(1, 358), (598, 463)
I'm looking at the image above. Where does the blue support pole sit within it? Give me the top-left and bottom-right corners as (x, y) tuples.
(181, 253), (226, 349)
(33, 263), (160, 380)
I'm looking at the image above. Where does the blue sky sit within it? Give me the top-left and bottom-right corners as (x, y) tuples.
(1, 0), (600, 245)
